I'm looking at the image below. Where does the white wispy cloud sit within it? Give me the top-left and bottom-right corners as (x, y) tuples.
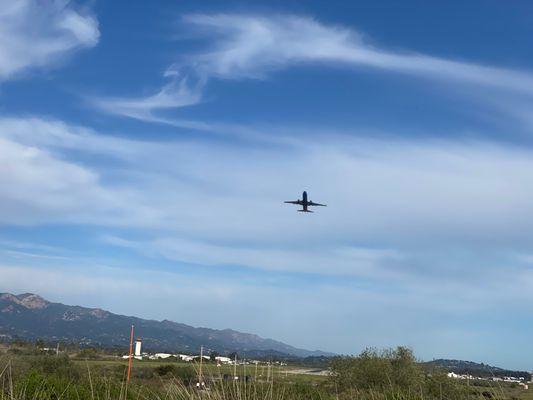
(94, 13), (533, 125)
(181, 14), (533, 95)
(0, 0), (99, 81)
(0, 136), (116, 224)
(91, 79), (203, 121)
(102, 234), (402, 277)
(4, 115), (533, 276)
(0, 118), (161, 226)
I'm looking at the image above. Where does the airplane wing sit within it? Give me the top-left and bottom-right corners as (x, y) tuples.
(308, 201), (326, 207)
(284, 200), (302, 205)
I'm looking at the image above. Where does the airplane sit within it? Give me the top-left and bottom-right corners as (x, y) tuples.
(284, 191), (326, 213)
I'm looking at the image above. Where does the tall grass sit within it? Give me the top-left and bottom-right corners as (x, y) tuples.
(0, 353), (518, 400)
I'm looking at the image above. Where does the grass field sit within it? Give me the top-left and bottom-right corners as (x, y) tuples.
(73, 358), (328, 385)
(1, 347), (532, 400)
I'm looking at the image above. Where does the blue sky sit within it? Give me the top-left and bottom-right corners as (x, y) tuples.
(2, 0), (533, 369)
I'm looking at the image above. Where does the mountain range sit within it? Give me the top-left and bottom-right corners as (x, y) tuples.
(0, 293), (332, 358)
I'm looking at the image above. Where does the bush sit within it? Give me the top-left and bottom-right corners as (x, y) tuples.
(329, 347), (472, 400)
(135, 364), (195, 382)
(284, 382), (330, 400)
(28, 355), (80, 380)
(77, 348), (100, 359)
(132, 366), (155, 379)
(173, 366), (196, 384)
(330, 347), (424, 392)
(155, 364), (177, 376)
(425, 371), (467, 400)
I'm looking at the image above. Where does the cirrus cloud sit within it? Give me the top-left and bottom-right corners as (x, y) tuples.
(94, 13), (533, 127)
(0, 0), (99, 81)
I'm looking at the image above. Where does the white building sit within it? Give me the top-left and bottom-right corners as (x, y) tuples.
(215, 356), (232, 364)
(178, 354), (194, 362)
(152, 353), (173, 359)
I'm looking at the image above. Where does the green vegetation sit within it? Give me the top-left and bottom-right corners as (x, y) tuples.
(329, 347), (466, 399)
(0, 344), (531, 400)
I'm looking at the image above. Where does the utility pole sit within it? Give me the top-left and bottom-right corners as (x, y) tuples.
(127, 325), (134, 383)
(234, 354), (238, 379)
(198, 346), (204, 388)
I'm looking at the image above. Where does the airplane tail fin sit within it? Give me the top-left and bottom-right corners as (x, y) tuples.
(298, 209), (313, 213)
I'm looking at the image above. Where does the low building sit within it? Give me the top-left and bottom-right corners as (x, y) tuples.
(178, 354), (194, 362)
(152, 353), (173, 359)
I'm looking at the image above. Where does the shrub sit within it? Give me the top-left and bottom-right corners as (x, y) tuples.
(173, 366), (196, 384)
(330, 347), (424, 392)
(28, 355), (80, 380)
(425, 371), (467, 400)
(155, 364), (177, 376)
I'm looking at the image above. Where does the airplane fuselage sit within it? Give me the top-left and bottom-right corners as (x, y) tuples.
(284, 190), (325, 212)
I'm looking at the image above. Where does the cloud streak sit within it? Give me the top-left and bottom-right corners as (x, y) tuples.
(182, 13), (533, 95)
(92, 79), (203, 121)
(0, 0), (99, 81)
(95, 13), (533, 126)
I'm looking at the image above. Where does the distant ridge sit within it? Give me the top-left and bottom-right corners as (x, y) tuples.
(423, 359), (530, 380)
(0, 293), (333, 358)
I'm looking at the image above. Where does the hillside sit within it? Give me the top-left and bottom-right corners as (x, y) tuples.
(423, 359), (530, 380)
(0, 293), (331, 358)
